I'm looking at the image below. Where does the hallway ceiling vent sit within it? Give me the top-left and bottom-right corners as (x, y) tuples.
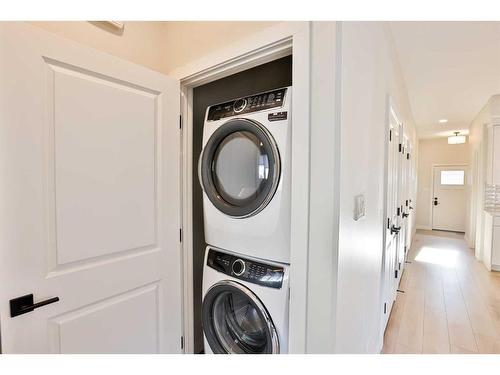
(448, 132), (466, 145)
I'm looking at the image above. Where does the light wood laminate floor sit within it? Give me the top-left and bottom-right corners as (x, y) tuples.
(382, 230), (500, 354)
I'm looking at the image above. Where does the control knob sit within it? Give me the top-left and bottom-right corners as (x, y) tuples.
(232, 259), (246, 276)
(233, 98), (247, 113)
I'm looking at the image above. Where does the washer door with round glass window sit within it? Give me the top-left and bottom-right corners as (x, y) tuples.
(202, 280), (279, 354)
(200, 118), (281, 218)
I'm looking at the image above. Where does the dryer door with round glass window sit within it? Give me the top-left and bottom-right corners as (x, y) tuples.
(200, 118), (280, 218)
(202, 281), (279, 354)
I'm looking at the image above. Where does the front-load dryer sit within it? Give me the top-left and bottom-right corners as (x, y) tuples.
(199, 87), (291, 263)
(202, 246), (289, 354)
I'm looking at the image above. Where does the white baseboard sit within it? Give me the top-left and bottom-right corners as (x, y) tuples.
(491, 264), (500, 272)
(416, 225), (432, 231)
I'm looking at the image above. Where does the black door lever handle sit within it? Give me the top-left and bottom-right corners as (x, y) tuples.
(10, 294), (60, 317)
(391, 225), (401, 235)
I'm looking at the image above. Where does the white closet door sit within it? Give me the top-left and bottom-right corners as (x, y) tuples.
(0, 23), (182, 353)
(381, 105), (401, 330)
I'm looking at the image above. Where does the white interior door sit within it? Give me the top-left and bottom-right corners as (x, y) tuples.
(381, 105), (401, 329)
(397, 132), (413, 269)
(396, 128), (406, 277)
(405, 142), (414, 256)
(0, 23), (182, 353)
(432, 165), (467, 232)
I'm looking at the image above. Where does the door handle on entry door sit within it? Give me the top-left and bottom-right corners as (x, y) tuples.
(433, 197), (439, 206)
(10, 294), (60, 317)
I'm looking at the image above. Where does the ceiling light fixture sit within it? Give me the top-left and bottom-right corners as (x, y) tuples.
(439, 119), (448, 123)
(448, 131), (466, 145)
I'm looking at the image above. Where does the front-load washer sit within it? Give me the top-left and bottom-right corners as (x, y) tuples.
(202, 246), (289, 354)
(199, 87), (291, 263)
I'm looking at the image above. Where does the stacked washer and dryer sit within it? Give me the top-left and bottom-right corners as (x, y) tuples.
(199, 87), (292, 354)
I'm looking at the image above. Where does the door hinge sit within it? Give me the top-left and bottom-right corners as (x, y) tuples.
(407, 153), (410, 160)
(179, 228), (182, 242)
(179, 115), (182, 130)
(395, 269), (398, 279)
(399, 143), (402, 152)
(180, 336), (184, 350)
(397, 207), (400, 216)
(389, 129), (392, 141)
(384, 302), (387, 314)
(405, 200), (409, 207)
(387, 218), (390, 229)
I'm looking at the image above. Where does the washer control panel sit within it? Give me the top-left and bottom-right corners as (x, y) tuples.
(206, 88), (287, 121)
(207, 248), (284, 289)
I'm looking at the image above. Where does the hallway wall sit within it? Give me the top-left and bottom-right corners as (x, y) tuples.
(161, 21), (280, 73)
(416, 137), (470, 234)
(29, 21), (280, 75)
(336, 21), (418, 353)
(29, 21), (168, 73)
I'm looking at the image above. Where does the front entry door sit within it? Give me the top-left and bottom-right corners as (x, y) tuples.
(0, 23), (182, 353)
(432, 165), (467, 232)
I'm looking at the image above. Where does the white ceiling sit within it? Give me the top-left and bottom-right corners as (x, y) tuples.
(390, 22), (500, 139)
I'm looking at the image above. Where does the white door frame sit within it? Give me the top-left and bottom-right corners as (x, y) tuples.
(430, 163), (468, 232)
(170, 21), (312, 354)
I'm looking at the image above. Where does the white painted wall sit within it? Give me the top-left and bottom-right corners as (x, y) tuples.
(29, 22), (168, 73)
(161, 21), (281, 73)
(335, 22), (418, 353)
(29, 21), (280, 75)
(306, 21), (340, 353)
(416, 137), (470, 233)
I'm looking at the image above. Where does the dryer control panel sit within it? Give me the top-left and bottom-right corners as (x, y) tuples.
(207, 248), (284, 289)
(206, 88), (287, 121)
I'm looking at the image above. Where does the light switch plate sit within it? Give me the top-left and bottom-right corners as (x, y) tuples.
(354, 194), (365, 221)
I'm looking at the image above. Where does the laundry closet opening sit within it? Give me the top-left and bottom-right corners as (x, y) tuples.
(191, 55), (292, 354)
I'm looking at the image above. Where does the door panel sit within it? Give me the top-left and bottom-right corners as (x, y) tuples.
(51, 59), (158, 266)
(48, 283), (160, 354)
(432, 166), (467, 232)
(0, 23), (181, 353)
